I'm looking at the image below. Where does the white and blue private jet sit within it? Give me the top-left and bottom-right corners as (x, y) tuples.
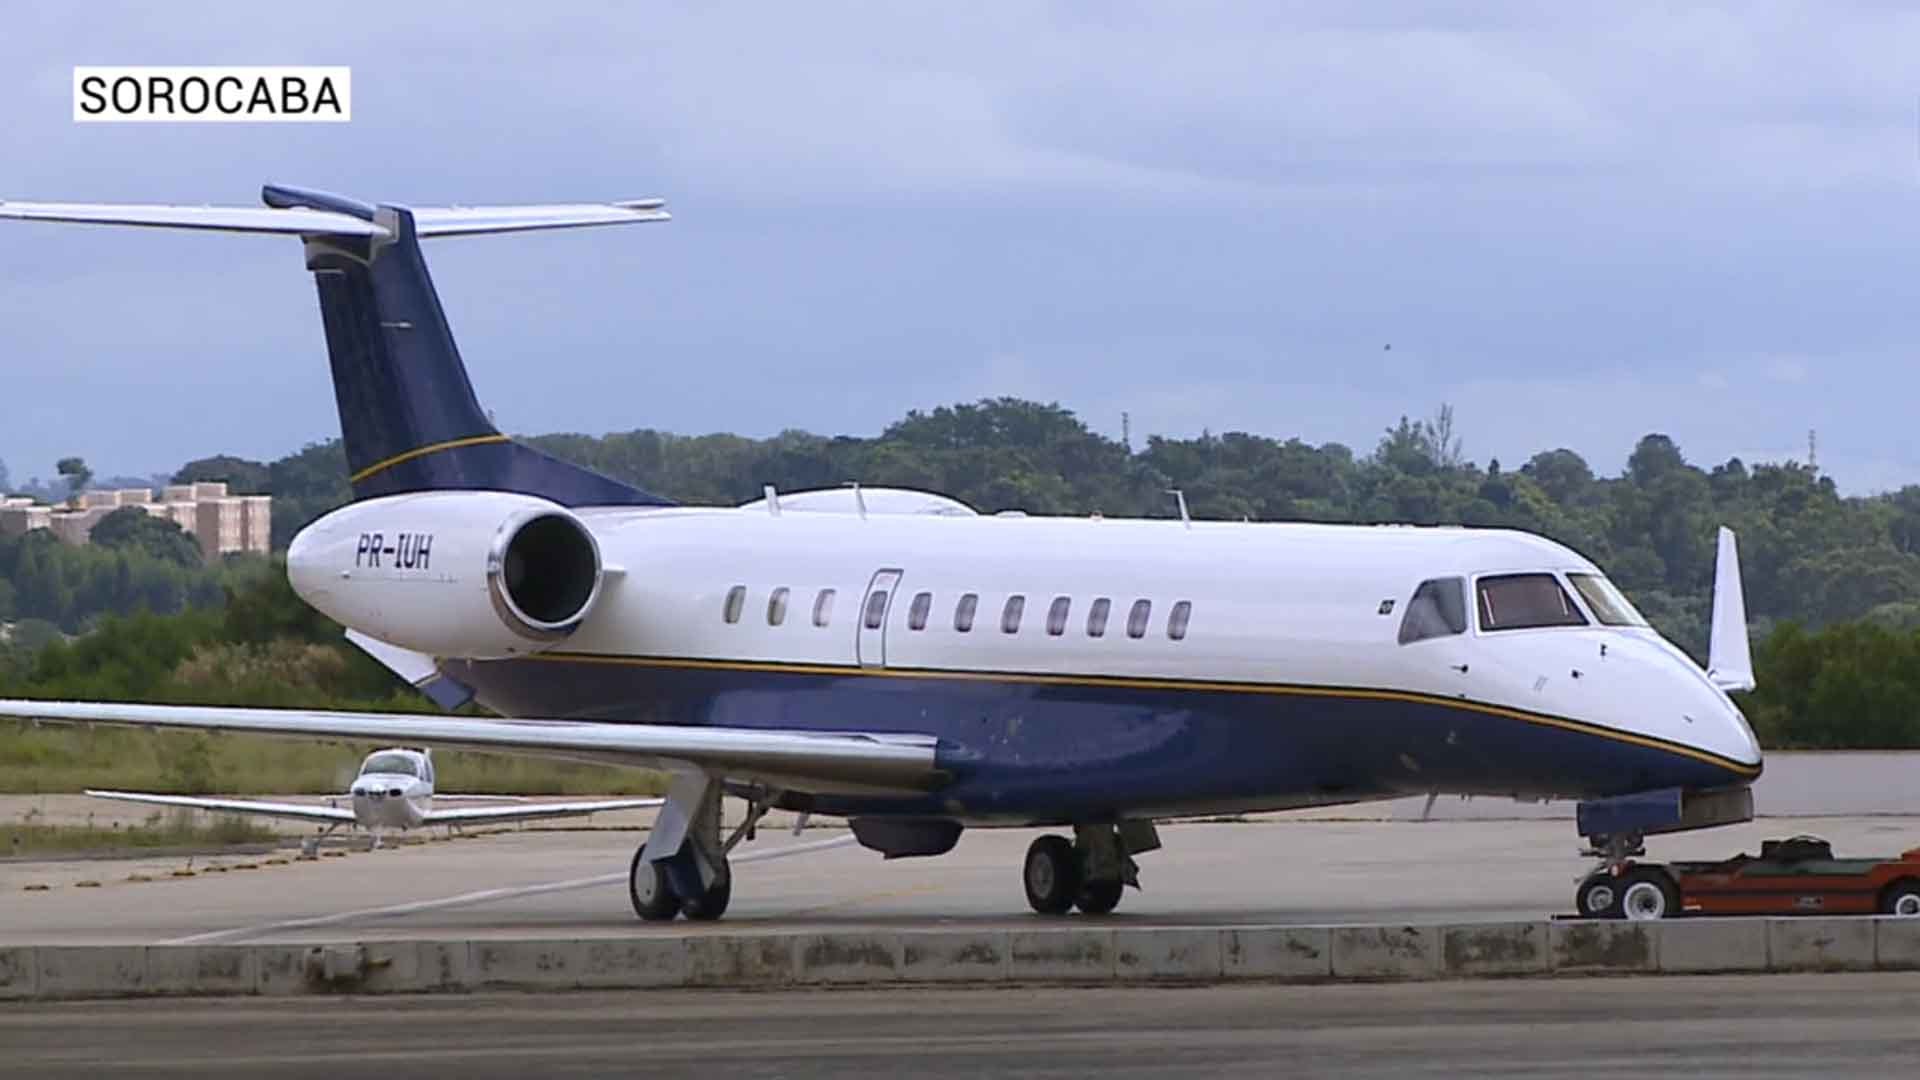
(0, 187), (1762, 921)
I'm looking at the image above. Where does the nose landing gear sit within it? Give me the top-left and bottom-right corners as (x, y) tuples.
(1022, 821), (1160, 916)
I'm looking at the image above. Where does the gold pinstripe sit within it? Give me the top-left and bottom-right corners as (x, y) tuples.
(348, 433), (511, 484)
(518, 650), (1762, 777)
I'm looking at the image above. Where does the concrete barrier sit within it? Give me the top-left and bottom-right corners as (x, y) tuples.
(1008, 928), (1115, 982)
(1114, 928), (1221, 981)
(1221, 926), (1331, 980)
(1549, 921), (1657, 974)
(1875, 917), (1920, 970)
(1658, 918), (1769, 973)
(11, 917), (1920, 1000)
(1441, 921), (1547, 977)
(1767, 918), (1874, 972)
(899, 930), (1008, 982)
(0, 946), (37, 999)
(1330, 924), (1435, 980)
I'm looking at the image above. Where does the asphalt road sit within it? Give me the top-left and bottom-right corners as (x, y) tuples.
(4, 975), (1917, 1078)
(5, 816), (1918, 943)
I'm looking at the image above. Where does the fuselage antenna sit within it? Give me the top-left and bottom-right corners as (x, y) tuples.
(1167, 489), (1191, 530)
(845, 481), (868, 519)
(763, 484), (781, 517)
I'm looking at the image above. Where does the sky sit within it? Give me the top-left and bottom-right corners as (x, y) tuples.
(3, 2), (1920, 493)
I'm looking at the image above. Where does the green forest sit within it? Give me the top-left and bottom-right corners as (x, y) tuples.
(5, 397), (1920, 789)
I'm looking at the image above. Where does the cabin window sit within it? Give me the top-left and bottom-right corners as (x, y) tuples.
(1397, 578), (1467, 644)
(1167, 600), (1193, 641)
(812, 588), (836, 627)
(954, 593), (978, 632)
(1567, 573), (1649, 627)
(767, 586), (790, 627)
(1127, 599), (1152, 639)
(1046, 596), (1071, 636)
(1087, 597), (1112, 638)
(723, 585), (746, 624)
(863, 588), (891, 630)
(1476, 573), (1587, 632)
(908, 591), (932, 631)
(1002, 595), (1026, 634)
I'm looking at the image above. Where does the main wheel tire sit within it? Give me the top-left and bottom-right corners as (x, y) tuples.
(1024, 834), (1081, 915)
(1618, 868), (1679, 921)
(1882, 880), (1920, 917)
(1075, 878), (1125, 915)
(1575, 874), (1621, 919)
(629, 847), (680, 922)
(681, 875), (733, 921)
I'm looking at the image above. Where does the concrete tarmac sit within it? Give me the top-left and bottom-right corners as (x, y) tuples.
(3, 975), (1918, 1078)
(4, 816), (1917, 944)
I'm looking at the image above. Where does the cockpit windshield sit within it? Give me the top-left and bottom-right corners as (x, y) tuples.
(1567, 573), (1649, 627)
(1476, 573), (1587, 632)
(361, 752), (420, 777)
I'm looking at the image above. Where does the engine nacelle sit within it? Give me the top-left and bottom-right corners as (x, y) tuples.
(287, 491), (605, 659)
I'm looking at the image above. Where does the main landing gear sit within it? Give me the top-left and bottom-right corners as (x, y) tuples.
(627, 772), (775, 923)
(1022, 822), (1160, 916)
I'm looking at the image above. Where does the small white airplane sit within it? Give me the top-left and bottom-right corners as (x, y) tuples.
(85, 747), (662, 852)
(0, 186), (1765, 923)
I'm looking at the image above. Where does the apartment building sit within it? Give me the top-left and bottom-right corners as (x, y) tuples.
(0, 483), (271, 559)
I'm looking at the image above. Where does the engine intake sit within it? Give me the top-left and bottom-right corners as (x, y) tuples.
(489, 510), (602, 638)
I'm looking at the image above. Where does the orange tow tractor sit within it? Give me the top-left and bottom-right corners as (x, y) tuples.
(1575, 836), (1920, 920)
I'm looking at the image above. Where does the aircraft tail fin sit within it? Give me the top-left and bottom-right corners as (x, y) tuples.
(1706, 526), (1755, 693)
(0, 185), (674, 507)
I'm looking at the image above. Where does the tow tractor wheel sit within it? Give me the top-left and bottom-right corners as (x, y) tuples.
(681, 874), (733, 921)
(629, 847), (680, 922)
(1024, 834), (1082, 915)
(1618, 868), (1679, 921)
(1075, 878), (1125, 915)
(1575, 874), (1620, 919)
(1882, 880), (1920, 917)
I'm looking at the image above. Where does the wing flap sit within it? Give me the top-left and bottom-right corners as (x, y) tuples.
(5, 700), (943, 796)
(424, 797), (663, 825)
(84, 789), (356, 824)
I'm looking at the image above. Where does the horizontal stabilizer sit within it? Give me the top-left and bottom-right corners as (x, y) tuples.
(1706, 526), (1756, 693)
(4, 700), (944, 797)
(0, 195), (667, 240)
(0, 200), (384, 237)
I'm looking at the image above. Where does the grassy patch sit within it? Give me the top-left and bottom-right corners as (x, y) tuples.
(2, 810), (279, 855)
(0, 721), (666, 796)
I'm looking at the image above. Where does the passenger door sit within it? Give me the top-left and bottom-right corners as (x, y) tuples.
(857, 568), (904, 668)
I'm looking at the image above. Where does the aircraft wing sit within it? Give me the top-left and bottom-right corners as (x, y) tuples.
(2, 700), (944, 797)
(423, 796), (664, 825)
(84, 789), (357, 824)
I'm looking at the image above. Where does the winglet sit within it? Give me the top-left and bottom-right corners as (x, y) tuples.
(1706, 526), (1755, 692)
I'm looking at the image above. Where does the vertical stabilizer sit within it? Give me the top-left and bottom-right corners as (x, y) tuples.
(1706, 526), (1755, 692)
(0, 184), (676, 508)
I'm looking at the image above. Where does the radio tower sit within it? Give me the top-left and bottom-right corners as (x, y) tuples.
(1808, 429), (1817, 471)
(1122, 411), (1132, 453)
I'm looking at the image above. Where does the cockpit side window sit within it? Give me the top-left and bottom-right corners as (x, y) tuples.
(1476, 573), (1588, 631)
(1397, 577), (1467, 645)
(1567, 573), (1649, 627)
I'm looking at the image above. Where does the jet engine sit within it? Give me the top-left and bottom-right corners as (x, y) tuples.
(287, 491), (606, 659)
